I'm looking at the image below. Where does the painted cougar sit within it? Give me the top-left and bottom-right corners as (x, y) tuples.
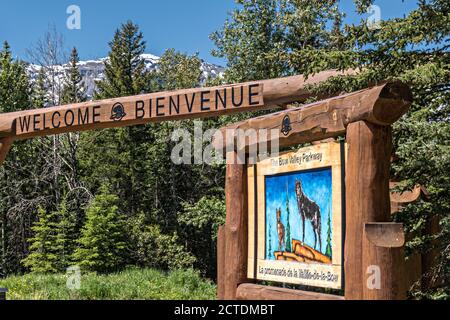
(276, 208), (285, 252)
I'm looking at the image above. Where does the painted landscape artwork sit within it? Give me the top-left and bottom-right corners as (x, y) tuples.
(265, 167), (333, 264)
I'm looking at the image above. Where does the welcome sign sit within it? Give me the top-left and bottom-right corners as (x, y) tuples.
(247, 142), (346, 289)
(15, 83), (264, 137)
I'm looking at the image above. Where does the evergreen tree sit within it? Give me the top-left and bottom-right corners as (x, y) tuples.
(155, 49), (202, 90)
(285, 182), (291, 252)
(95, 21), (151, 98)
(59, 47), (86, 197)
(0, 41), (30, 113)
(72, 186), (128, 273)
(55, 198), (78, 271)
(178, 196), (225, 277)
(79, 21), (155, 216)
(0, 41), (43, 276)
(325, 209), (332, 258)
(31, 68), (49, 108)
(61, 47), (86, 104)
(210, 0), (287, 82)
(21, 207), (59, 273)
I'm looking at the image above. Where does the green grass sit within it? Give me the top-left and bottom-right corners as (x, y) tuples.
(0, 268), (217, 300)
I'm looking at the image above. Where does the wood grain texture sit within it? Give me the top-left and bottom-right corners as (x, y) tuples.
(217, 225), (226, 300)
(224, 152), (248, 299)
(213, 82), (411, 154)
(236, 283), (344, 300)
(0, 70), (354, 140)
(390, 182), (429, 214)
(362, 223), (406, 300)
(344, 121), (392, 300)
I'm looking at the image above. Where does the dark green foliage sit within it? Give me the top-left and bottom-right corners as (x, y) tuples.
(61, 47), (86, 104)
(21, 207), (59, 273)
(0, 42), (31, 113)
(31, 68), (49, 108)
(79, 21), (155, 216)
(95, 21), (152, 98)
(210, 0), (287, 82)
(72, 187), (128, 273)
(54, 198), (78, 270)
(128, 213), (196, 271)
(178, 196), (226, 278)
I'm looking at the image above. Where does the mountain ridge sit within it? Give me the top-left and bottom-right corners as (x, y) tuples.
(26, 53), (225, 100)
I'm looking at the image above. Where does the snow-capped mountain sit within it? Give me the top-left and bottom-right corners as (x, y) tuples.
(27, 53), (225, 100)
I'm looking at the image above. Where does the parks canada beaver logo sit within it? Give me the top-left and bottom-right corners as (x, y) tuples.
(110, 103), (126, 121)
(281, 115), (292, 136)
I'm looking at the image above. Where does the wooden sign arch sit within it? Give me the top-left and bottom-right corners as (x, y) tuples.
(0, 70), (413, 301)
(0, 70), (350, 165)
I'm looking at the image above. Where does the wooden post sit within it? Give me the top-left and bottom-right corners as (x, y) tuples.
(216, 225), (225, 300)
(223, 151), (248, 300)
(344, 121), (393, 299)
(362, 223), (406, 300)
(236, 284), (344, 300)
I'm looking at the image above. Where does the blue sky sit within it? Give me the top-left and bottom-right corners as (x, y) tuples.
(265, 168), (332, 259)
(0, 0), (418, 66)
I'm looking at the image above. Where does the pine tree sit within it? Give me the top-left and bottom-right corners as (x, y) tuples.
(55, 198), (78, 271)
(79, 21), (155, 216)
(0, 41), (30, 113)
(31, 68), (49, 108)
(95, 21), (151, 98)
(61, 47), (86, 104)
(285, 182), (291, 252)
(210, 0), (287, 82)
(72, 186), (128, 273)
(0, 41), (37, 276)
(155, 49), (202, 90)
(21, 207), (59, 273)
(325, 209), (332, 258)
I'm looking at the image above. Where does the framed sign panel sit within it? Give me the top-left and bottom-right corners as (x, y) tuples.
(247, 141), (346, 289)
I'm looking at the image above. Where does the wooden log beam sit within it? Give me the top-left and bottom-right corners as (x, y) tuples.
(216, 225), (226, 300)
(223, 152), (248, 300)
(0, 70), (352, 141)
(362, 223), (406, 300)
(345, 121), (393, 300)
(236, 284), (344, 300)
(213, 82), (412, 154)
